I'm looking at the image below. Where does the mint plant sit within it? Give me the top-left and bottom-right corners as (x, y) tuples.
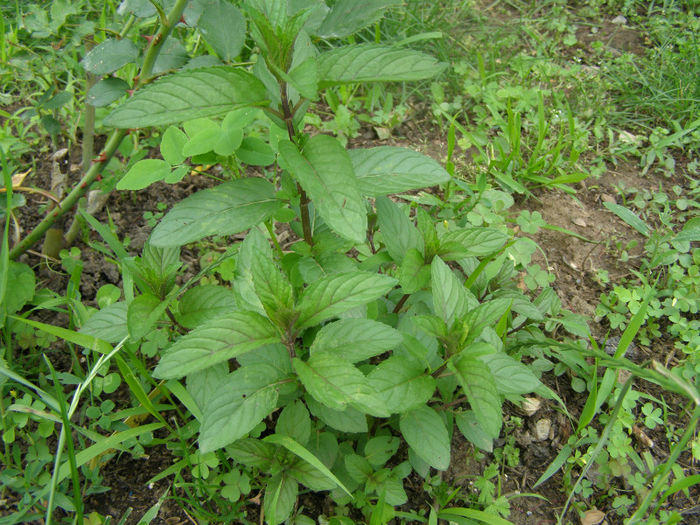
(69, 1), (564, 521)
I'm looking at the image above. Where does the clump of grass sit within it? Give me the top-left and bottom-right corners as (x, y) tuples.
(604, 2), (700, 129)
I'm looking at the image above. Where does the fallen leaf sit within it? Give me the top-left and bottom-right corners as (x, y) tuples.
(581, 508), (607, 525)
(521, 397), (542, 416)
(632, 425), (654, 448)
(11, 169), (31, 188)
(534, 418), (551, 441)
(374, 126), (391, 140)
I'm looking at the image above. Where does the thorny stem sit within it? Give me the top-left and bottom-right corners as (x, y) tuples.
(64, 40), (97, 246)
(9, 0), (189, 260)
(65, 15), (135, 245)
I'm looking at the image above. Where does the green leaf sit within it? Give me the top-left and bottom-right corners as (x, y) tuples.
(455, 410), (493, 452)
(152, 38), (188, 74)
(185, 362), (228, 421)
(431, 256), (470, 327)
(236, 137), (275, 166)
(232, 229), (268, 314)
(127, 292), (166, 340)
(279, 136), (366, 243)
(293, 353), (388, 417)
(316, 0), (396, 38)
(264, 434), (352, 497)
(318, 44), (445, 86)
(275, 400), (311, 445)
(310, 319), (402, 363)
(2, 262), (35, 314)
(104, 67), (268, 128)
(480, 353), (541, 395)
(375, 197), (423, 263)
(176, 285), (237, 329)
(150, 178), (281, 247)
(367, 357), (435, 414)
(182, 125), (220, 157)
(288, 455), (338, 492)
(417, 207), (439, 257)
(86, 78), (129, 107)
(345, 453), (373, 482)
(264, 474), (298, 525)
(153, 311), (281, 379)
(288, 57), (319, 100)
(602, 202), (650, 237)
(674, 216), (700, 243)
(197, 0), (246, 61)
(251, 249), (295, 325)
(450, 356), (502, 439)
(462, 298), (512, 344)
(199, 364), (280, 452)
(438, 228), (509, 260)
(295, 270), (396, 329)
(365, 435), (400, 468)
(351, 147), (450, 196)
(399, 405), (450, 470)
(160, 126), (188, 165)
(228, 438), (276, 469)
(305, 395), (368, 433)
(116, 159), (171, 190)
(80, 302), (128, 343)
(399, 248), (430, 294)
(81, 38), (139, 75)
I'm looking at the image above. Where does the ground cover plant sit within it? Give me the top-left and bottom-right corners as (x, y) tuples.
(1, 1), (698, 524)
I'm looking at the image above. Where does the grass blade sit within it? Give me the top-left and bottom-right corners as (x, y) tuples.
(532, 444), (572, 488)
(44, 357), (83, 525)
(440, 507), (515, 524)
(263, 433), (353, 497)
(602, 202), (650, 237)
(11, 315), (113, 354)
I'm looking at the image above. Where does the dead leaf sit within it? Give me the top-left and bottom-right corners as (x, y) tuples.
(581, 508), (607, 525)
(51, 148), (68, 161)
(521, 397), (542, 416)
(374, 126), (391, 140)
(632, 425), (654, 448)
(534, 418), (551, 441)
(11, 169), (31, 187)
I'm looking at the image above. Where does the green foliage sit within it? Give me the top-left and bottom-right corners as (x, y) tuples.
(2, 1), (698, 524)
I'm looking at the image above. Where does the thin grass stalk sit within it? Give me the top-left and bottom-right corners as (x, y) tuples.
(45, 336), (129, 525)
(45, 356), (84, 524)
(557, 375), (634, 525)
(627, 403), (700, 524)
